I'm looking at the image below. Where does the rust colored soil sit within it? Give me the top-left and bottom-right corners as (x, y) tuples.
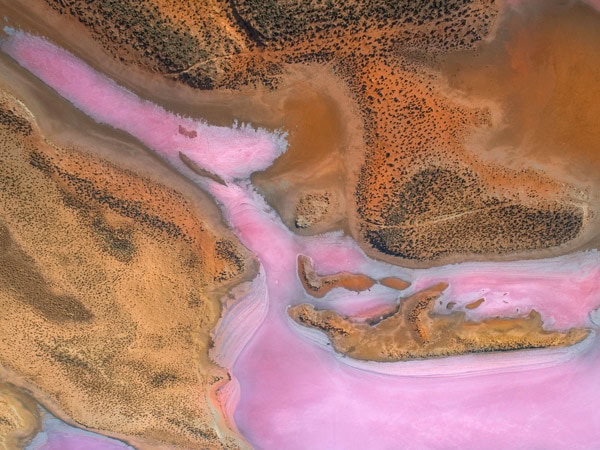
(379, 277), (411, 291)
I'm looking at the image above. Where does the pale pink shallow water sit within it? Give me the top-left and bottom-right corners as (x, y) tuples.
(4, 31), (600, 449)
(1, 30), (286, 182)
(27, 415), (132, 450)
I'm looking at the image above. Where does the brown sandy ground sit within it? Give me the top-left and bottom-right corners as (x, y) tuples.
(289, 283), (589, 362)
(0, 88), (253, 449)
(297, 254), (376, 298)
(379, 277), (411, 291)
(0, 383), (40, 450)
(7, 0), (598, 267)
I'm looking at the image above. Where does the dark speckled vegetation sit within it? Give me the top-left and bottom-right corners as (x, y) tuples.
(0, 103), (32, 136)
(45, 0), (204, 73)
(37, 0), (589, 263)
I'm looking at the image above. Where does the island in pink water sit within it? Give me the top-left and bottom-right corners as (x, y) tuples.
(2, 28), (599, 450)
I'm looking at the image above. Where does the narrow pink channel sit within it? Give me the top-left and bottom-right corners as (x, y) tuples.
(1, 30), (285, 182)
(5, 31), (600, 449)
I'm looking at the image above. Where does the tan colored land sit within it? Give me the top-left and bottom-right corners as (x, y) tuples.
(465, 298), (485, 310)
(379, 277), (411, 291)
(294, 191), (336, 230)
(0, 383), (39, 450)
(251, 77), (357, 235)
(0, 88), (253, 449)
(289, 283), (589, 362)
